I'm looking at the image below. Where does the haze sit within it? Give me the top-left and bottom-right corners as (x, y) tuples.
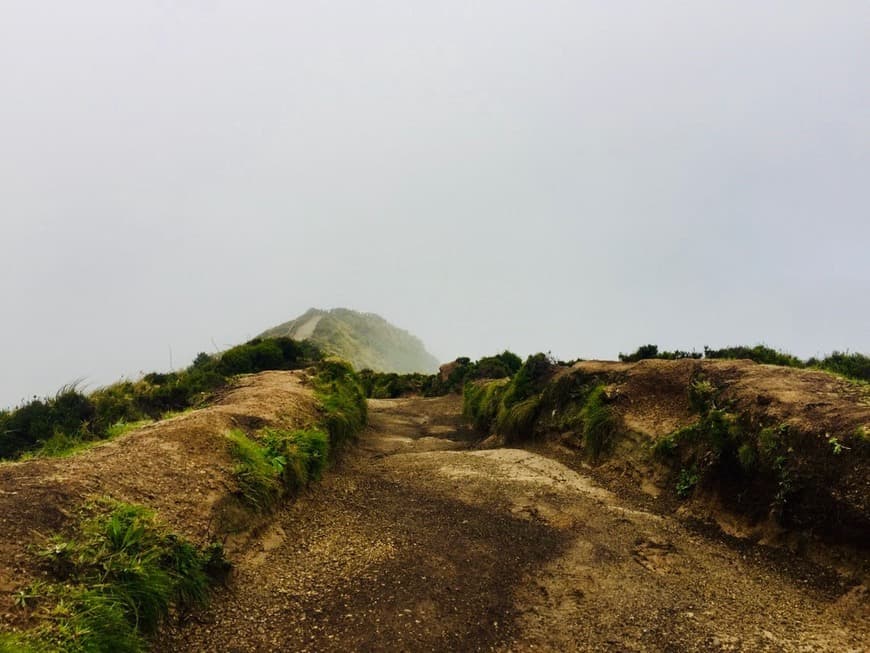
(1, 2), (868, 408)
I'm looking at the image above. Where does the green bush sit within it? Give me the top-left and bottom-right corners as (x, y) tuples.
(676, 467), (699, 498)
(809, 351), (870, 382)
(703, 344), (803, 368)
(500, 353), (554, 410)
(262, 428), (330, 490)
(619, 344), (702, 362)
(688, 378), (717, 413)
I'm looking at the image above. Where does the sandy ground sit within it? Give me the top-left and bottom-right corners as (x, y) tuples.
(159, 395), (869, 652)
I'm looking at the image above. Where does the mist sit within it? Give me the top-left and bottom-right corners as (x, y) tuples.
(1, 1), (868, 408)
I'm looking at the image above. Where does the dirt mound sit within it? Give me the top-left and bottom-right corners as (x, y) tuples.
(567, 359), (870, 548)
(0, 371), (317, 626)
(574, 358), (870, 438)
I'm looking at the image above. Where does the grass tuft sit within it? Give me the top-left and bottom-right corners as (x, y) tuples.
(5, 499), (227, 652)
(581, 385), (617, 459)
(225, 430), (283, 513)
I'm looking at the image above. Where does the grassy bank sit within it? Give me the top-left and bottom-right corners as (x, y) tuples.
(0, 500), (230, 653)
(224, 358), (367, 514)
(620, 343), (870, 382)
(0, 338), (321, 461)
(463, 355), (870, 545)
(1, 357), (367, 650)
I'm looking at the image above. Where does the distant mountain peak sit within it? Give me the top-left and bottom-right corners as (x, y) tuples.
(259, 308), (439, 374)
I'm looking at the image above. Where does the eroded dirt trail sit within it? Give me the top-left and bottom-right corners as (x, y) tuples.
(162, 396), (868, 652)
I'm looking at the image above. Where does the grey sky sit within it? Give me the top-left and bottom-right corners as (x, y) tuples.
(1, 1), (868, 408)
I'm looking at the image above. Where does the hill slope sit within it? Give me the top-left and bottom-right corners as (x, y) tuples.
(259, 308), (439, 374)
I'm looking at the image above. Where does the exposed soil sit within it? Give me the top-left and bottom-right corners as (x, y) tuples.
(158, 393), (869, 652)
(571, 358), (870, 440)
(0, 371), (317, 626)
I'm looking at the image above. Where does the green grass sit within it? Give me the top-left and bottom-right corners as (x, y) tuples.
(495, 394), (542, 442)
(3, 499), (227, 652)
(226, 429), (283, 513)
(105, 419), (155, 439)
(580, 385), (617, 458)
(312, 358), (368, 449)
(263, 428), (330, 490)
(463, 379), (509, 433)
(226, 426), (336, 511)
(0, 632), (44, 653)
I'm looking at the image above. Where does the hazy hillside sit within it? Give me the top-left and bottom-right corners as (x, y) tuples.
(259, 308), (439, 374)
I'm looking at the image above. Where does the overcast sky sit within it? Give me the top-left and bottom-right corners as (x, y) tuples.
(1, 1), (868, 408)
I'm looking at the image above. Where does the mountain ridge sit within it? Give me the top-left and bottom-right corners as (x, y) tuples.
(259, 307), (439, 374)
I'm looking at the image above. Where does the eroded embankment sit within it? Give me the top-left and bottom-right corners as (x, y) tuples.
(467, 358), (870, 553)
(0, 371), (318, 632)
(161, 395), (869, 652)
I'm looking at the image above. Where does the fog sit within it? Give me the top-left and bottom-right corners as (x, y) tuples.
(1, 1), (868, 408)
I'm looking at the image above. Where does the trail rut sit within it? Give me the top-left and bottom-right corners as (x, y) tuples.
(161, 395), (869, 652)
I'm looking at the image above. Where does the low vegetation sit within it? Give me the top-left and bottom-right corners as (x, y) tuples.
(259, 307), (439, 374)
(1, 353), (366, 649)
(1, 499), (229, 652)
(619, 343), (870, 382)
(0, 337), (321, 461)
(359, 351), (524, 399)
(462, 351), (869, 544)
(225, 357), (366, 513)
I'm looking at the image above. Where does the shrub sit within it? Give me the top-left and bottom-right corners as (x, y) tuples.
(1, 337), (321, 461)
(703, 344), (803, 368)
(688, 379), (717, 413)
(619, 345), (703, 362)
(737, 442), (757, 471)
(809, 351), (870, 382)
(676, 467), (699, 498)
(501, 353), (554, 410)
(619, 344), (660, 362)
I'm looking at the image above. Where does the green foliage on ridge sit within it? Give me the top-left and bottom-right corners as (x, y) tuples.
(226, 357), (366, 512)
(619, 342), (870, 383)
(260, 307), (439, 374)
(0, 337), (321, 461)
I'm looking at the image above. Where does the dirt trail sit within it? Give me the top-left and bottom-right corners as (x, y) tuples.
(162, 395), (869, 652)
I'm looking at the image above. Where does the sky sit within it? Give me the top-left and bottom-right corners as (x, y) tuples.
(1, 1), (868, 408)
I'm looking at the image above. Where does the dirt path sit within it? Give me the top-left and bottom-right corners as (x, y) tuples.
(161, 396), (869, 652)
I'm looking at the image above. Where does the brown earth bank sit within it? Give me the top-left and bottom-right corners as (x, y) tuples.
(159, 394), (868, 653)
(542, 359), (870, 549)
(0, 371), (318, 629)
